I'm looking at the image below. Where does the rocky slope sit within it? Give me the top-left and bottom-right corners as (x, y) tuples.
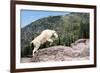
(21, 39), (89, 63)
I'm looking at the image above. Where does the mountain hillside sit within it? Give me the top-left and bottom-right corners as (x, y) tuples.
(21, 12), (89, 57)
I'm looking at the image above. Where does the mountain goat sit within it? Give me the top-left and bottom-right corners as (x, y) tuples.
(30, 29), (58, 56)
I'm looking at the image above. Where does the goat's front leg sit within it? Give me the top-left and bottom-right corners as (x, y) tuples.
(47, 39), (53, 45)
(32, 44), (40, 56)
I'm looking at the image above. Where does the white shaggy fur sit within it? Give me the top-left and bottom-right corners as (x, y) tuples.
(30, 29), (58, 56)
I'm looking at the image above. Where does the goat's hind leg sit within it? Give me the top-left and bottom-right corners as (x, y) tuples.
(32, 44), (40, 56)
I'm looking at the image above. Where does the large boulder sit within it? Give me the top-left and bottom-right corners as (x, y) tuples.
(21, 39), (89, 63)
(31, 44), (89, 62)
(71, 39), (89, 57)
